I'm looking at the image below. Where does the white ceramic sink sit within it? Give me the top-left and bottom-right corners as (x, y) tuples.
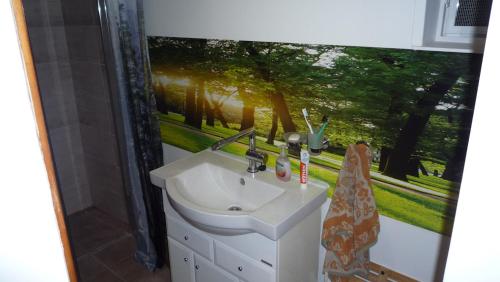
(150, 150), (328, 240)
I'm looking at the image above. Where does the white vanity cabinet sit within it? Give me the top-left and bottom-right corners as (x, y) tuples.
(164, 191), (322, 282)
(151, 150), (327, 282)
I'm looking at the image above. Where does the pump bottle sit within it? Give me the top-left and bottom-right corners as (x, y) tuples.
(275, 145), (291, 182)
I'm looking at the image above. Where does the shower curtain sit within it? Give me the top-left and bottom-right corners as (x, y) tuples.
(99, 0), (166, 271)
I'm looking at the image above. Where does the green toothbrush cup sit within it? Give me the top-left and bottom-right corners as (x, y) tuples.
(307, 130), (326, 155)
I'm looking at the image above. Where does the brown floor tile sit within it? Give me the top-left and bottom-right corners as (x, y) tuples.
(95, 236), (171, 281)
(94, 235), (136, 270)
(133, 266), (171, 282)
(111, 256), (170, 282)
(90, 269), (124, 282)
(69, 207), (170, 282)
(77, 254), (122, 282)
(97, 243), (170, 281)
(77, 255), (105, 280)
(68, 208), (130, 257)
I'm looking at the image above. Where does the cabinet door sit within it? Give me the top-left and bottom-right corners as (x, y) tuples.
(168, 238), (195, 282)
(194, 254), (238, 282)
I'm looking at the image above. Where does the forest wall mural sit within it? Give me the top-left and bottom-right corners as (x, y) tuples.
(148, 36), (483, 236)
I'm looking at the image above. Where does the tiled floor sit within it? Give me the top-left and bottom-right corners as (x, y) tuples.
(68, 208), (171, 282)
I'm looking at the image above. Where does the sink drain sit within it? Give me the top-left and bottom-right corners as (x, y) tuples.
(227, 205), (242, 211)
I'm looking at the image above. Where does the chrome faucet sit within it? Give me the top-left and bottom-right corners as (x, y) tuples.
(211, 128), (268, 173)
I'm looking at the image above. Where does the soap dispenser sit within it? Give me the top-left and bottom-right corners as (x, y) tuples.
(276, 145), (291, 182)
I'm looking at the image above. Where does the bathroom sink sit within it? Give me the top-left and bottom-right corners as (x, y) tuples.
(150, 150), (328, 240)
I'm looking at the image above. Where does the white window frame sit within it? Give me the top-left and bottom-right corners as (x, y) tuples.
(442, 0), (489, 37)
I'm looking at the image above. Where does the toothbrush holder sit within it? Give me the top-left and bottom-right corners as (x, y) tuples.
(307, 130), (327, 155)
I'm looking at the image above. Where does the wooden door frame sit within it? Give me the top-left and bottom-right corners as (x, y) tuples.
(10, 0), (77, 281)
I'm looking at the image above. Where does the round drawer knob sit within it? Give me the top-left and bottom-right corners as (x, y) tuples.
(184, 235), (189, 240)
(195, 265), (199, 270)
(238, 266), (243, 271)
(183, 257), (188, 262)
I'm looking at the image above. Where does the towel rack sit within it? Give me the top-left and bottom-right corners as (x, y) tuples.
(324, 262), (418, 282)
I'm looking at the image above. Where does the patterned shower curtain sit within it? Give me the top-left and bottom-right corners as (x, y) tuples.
(103, 0), (166, 271)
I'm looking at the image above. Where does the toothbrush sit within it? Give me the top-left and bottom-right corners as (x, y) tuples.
(318, 115), (329, 136)
(302, 108), (314, 133)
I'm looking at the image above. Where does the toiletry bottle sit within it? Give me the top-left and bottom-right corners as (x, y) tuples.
(275, 145), (291, 182)
(300, 148), (310, 189)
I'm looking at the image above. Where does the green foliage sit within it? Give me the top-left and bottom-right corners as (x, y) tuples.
(148, 37), (480, 162)
(420, 160), (446, 175)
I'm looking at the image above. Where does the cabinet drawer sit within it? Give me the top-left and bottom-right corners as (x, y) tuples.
(214, 242), (275, 282)
(167, 217), (213, 260)
(194, 254), (238, 282)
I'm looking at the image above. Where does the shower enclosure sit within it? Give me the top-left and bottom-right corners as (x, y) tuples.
(22, 0), (167, 279)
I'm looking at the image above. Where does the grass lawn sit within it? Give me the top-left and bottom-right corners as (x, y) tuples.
(372, 183), (454, 235)
(407, 175), (460, 196)
(159, 113), (455, 236)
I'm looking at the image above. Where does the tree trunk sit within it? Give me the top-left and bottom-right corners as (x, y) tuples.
(184, 86), (196, 126)
(387, 90), (404, 117)
(406, 157), (429, 177)
(152, 83), (168, 114)
(442, 135), (469, 182)
(384, 114), (431, 180)
(239, 87), (255, 130)
(193, 81), (204, 129)
(406, 157), (420, 177)
(442, 59), (481, 182)
(154, 93), (168, 115)
(383, 71), (460, 181)
(205, 98), (215, 126)
(240, 105), (255, 130)
(267, 108), (278, 144)
(384, 90), (404, 138)
(419, 161), (429, 176)
(244, 43), (296, 142)
(203, 91), (216, 127)
(378, 146), (392, 172)
(213, 105), (229, 128)
(271, 91), (296, 133)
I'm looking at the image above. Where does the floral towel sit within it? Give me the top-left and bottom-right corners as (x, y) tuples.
(322, 144), (380, 281)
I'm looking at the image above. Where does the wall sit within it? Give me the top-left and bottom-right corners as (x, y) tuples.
(61, 0), (128, 222)
(24, 0), (91, 214)
(144, 0), (417, 49)
(0, 1), (69, 280)
(444, 1), (500, 280)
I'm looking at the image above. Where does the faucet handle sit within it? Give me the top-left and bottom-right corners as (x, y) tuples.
(260, 151), (268, 165)
(246, 150), (268, 163)
(245, 150), (268, 173)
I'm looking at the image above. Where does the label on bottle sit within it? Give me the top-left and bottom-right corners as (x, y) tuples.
(300, 162), (308, 184)
(276, 162), (286, 177)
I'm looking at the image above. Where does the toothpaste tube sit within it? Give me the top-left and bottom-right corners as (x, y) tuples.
(300, 148), (309, 189)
